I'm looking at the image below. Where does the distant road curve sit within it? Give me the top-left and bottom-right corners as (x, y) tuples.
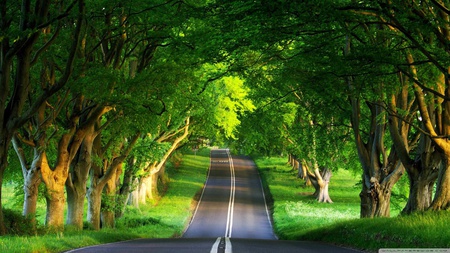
(67, 149), (363, 253)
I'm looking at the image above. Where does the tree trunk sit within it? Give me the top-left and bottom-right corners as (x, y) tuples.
(12, 136), (42, 229)
(128, 178), (140, 208)
(300, 159), (312, 186)
(144, 173), (156, 201)
(100, 206), (115, 228)
(403, 171), (436, 213)
(45, 187), (67, 230)
(307, 166), (333, 203)
(87, 159), (110, 230)
(350, 97), (403, 217)
(360, 158), (404, 218)
(144, 164), (168, 201)
(293, 159), (301, 177)
(142, 117), (190, 202)
(360, 177), (391, 217)
(41, 155), (69, 231)
(101, 162), (122, 228)
(387, 76), (440, 214)
(116, 156), (136, 218)
(430, 156), (450, 210)
(97, 132), (140, 228)
(409, 57), (450, 211)
(138, 177), (148, 204)
(150, 171), (160, 200)
(401, 143), (439, 214)
(66, 125), (96, 229)
(0, 148), (7, 234)
(41, 122), (84, 231)
(87, 186), (102, 230)
(315, 167), (333, 203)
(22, 167), (41, 227)
(66, 188), (85, 229)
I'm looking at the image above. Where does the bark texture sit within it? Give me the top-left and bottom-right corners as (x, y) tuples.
(313, 167), (333, 203)
(65, 105), (113, 229)
(350, 96), (404, 218)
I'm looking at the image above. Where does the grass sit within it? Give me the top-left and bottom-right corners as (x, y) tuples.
(0, 148), (210, 253)
(304, 211), (450, 252)
(254, 156), (450, 252)
(254, 156), (361, 239)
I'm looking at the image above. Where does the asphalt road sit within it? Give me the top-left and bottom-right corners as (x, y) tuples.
(67, 149), (363, 253)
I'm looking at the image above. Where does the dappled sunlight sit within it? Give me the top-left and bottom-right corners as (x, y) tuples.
(282, 201), (358, 220)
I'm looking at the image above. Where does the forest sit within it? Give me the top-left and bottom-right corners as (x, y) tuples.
(1, 0), (450, 237)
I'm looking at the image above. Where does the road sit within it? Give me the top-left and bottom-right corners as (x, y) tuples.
(67, 149), (362, 253)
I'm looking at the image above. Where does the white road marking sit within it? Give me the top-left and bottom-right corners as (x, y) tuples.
(210, 237), (222, 253)
(184, 150), (212, 231)
(225, 149), (235, 238)
(210, 237), (233, 253)
(225, 237), (233, 253)
(257, 164), (278, 239)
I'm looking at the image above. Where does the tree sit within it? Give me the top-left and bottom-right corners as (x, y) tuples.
(0, 0), (84, 233)
(342, 0), (450, 212)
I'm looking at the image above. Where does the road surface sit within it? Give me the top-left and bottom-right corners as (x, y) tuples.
(67, 149), (362, 253)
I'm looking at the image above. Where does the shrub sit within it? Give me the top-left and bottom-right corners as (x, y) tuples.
(3, 208), (40, 235)
(117, 216), (161, 228)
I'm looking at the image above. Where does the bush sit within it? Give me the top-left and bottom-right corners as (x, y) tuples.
(3, 208), (40, 235)
(117, 216), (161, 228)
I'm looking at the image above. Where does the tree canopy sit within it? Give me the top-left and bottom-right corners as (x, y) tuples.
(2, 0), (450, 234)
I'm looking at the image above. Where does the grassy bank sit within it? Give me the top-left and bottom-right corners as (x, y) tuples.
(254, 156), (361, 240)
(0, 148), (210, 253)
(254, 156), (450, 252)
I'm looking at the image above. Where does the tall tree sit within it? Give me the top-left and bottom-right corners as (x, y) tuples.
(0, 0), (84, 234)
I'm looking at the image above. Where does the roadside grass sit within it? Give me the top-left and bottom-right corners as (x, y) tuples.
(254, 156), (361, 240)
(0, 148), (210, 253)
(254, 156), (448, 252)
(304, 211), (450, 252)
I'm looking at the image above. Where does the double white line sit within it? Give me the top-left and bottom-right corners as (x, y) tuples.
(211, 149), (235, 253)
(210, 237), (232, 253)
(225, 148), (235, 238)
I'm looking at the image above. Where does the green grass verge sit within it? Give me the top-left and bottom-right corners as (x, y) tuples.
(0, 148), (210, 253)
(254, 156), (361, 240)
(254, 156), (450, 252)
(304, 211), (450, 252)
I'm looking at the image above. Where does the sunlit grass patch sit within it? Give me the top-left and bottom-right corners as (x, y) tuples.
(273, 200), (359, 239)
(254, 156), (361, 240)
(283, 201), (356, 220)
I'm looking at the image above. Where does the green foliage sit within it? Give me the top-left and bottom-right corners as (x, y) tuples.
(101, 194), (117, 213)
(214, 75), (255, 139)
(2, 209), (40, 236)
(116, 216), (162, 228)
